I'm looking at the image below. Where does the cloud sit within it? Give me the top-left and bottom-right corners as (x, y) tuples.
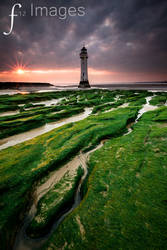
(0, 0), (167, 81)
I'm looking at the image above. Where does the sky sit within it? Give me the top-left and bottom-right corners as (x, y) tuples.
(0, 0), (167, 85)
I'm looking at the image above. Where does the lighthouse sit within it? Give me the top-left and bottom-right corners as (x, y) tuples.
(78, 46), (90, 88)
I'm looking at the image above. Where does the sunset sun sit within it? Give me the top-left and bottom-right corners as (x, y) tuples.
(17, 69), (25, 74)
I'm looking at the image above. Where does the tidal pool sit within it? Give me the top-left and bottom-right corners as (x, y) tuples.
(0, 108), (92, 151)
(14, 141), (104, 250)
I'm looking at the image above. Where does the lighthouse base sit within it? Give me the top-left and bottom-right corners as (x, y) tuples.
(78, 81), (91, 88)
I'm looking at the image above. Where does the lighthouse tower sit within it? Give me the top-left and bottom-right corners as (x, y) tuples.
(78, 46), (90, 88)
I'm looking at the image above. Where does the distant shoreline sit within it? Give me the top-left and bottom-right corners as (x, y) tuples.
(0, 82), (53, 90)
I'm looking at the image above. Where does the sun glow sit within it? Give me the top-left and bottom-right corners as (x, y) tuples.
(7, 54), (29, 75)
(17, 69), (25, 74)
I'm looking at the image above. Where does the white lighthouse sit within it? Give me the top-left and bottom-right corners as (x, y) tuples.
(78, 46), (90, 88)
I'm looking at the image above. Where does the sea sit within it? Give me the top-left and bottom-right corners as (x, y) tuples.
(0, 82), (167, 95)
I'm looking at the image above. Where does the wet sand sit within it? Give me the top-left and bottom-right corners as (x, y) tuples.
(0, 110), (20, 117)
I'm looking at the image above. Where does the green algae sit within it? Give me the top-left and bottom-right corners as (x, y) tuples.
(42, 107), (167, 250)
(0, 89), (166, 250)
